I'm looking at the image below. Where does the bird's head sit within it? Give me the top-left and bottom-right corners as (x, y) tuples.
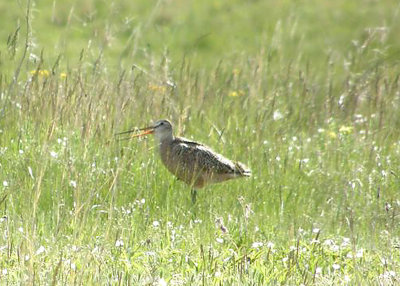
(151, 119), (173, 142)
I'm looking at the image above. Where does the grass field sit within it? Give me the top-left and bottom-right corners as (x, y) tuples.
(1, 0), (400, 284)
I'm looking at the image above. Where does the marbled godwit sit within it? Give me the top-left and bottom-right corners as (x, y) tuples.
(118, 119), (251, 202)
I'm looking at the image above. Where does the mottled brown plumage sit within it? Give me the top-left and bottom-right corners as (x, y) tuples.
(160, 135), (250, 188)
(118, 119), (251, 198)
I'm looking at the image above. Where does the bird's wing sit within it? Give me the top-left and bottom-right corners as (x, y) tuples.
(171, 137), (238, 175)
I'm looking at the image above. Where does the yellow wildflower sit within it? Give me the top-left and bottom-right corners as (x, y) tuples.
(60, 72), (67, 79)
(228, 90), (245, 97)
(339, 125), (353, 135)
(30, 69), (50, 77)
(232, 68), (240, 76)
(148, 84), (166, 93)
(327, 131), (337, 139)
(41, 70), (50, 77)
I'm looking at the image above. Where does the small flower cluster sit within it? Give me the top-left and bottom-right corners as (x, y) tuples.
(29, 69), (67, 79)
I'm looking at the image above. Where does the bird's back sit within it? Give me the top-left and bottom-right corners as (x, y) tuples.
(159, 137), (250, 188)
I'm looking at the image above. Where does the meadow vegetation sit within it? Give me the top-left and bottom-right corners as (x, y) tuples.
(0, 0), (400, 284)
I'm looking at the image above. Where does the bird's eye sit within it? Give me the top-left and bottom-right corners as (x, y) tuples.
(160, 122), (164, 125)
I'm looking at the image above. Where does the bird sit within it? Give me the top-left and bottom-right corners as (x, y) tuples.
(117, 119), (251, 202)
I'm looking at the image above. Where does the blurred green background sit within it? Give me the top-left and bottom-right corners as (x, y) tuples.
(1, 0), (400, 284)
(1, 0), (399, 71)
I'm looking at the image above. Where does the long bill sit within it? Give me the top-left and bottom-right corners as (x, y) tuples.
(115, 126), (155, 140)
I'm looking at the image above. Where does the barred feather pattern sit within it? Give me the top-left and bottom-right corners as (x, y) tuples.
(159, 137), (251, 188)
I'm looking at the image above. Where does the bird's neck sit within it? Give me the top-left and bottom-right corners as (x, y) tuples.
(158, 136), (174, 163)
(155, 132), (173, 142)
(156, 134), (174, 148)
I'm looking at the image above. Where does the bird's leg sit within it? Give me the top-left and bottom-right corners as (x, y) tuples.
(191, 189), (198, 204)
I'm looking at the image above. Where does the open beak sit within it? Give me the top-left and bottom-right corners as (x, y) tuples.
(130, 127), (154, 137)
(116, 125), (155, 140)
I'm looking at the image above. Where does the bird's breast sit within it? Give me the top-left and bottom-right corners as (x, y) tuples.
(159, 141), (201, 185)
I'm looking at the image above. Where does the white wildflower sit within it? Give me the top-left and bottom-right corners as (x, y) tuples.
(216, 238), (224, 244)
(342, 237), (351, 247)
(115, 239), (124, 247)
(312, 228), (320, 234)
(70, 180), (77, 188)
(50, 151), (58, 158)
(158, 278), (167, 286)
(385, 271), (396, 277)
(35, 246), (46, 255)
(356, 248), (364, 258)
(251, 242), (263, 248)
(273, 110), (284, 121)
(301, 158), (310, 164)
(331, 244), (340, 252)
(346, 252), (353, 259)
(324, 239), (335, 246)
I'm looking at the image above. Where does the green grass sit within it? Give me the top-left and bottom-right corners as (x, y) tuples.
(1, 0), (400, 284)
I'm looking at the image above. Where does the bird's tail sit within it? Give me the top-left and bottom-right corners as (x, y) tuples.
(235, 162), (251, 177)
